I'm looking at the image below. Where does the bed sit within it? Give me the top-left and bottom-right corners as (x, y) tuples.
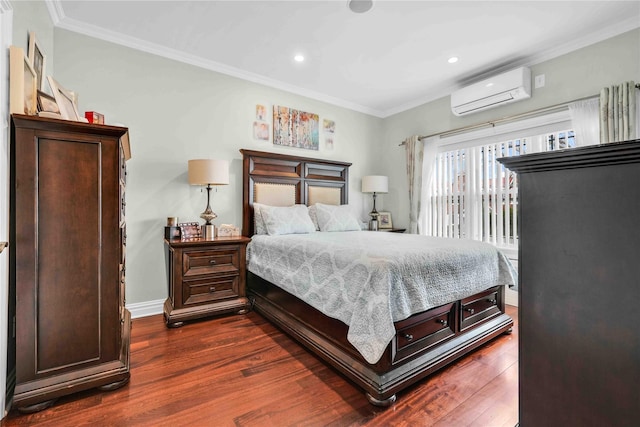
(241, 149), (515, 406)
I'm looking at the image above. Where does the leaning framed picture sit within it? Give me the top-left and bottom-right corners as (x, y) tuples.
(47, 76), (81, 121)
(37, 90), (60, 114)
(9, 45), (37, 115)
(28, 31), (47, 91)
(378, 212), (393, 229)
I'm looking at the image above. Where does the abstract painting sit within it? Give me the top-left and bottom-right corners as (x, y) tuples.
(273, 105), (319, 150)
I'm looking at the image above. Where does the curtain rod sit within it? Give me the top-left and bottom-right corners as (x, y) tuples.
(399, 83), (640, 146)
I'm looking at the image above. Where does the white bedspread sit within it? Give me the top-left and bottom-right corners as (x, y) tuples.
(246, 231), (517, 364)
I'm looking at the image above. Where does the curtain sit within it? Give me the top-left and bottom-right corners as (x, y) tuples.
(404, 135), (423, 234)
(599, 81), (637, 143)
(419, 136), (438, 235)
(568, 97), (600, 147)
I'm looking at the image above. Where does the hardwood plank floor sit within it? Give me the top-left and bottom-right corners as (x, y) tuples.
(2, 306), (518, 426)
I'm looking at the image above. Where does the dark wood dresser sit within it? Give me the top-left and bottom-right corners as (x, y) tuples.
(9, 115), (131, 412)
(499, 140), (640, 426)
(164, 236), (251, 327)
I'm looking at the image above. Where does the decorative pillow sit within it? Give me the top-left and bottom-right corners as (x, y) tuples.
(253, 203), (268, 235)
(315, 203), (361, 232)
(308, 205), (320, 231)
(260, 204), (317, 235)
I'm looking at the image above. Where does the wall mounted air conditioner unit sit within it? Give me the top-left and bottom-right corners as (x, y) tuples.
(451, 67), (531, 116)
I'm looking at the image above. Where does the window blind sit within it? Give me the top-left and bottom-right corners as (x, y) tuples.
(426, 129), (575, 251)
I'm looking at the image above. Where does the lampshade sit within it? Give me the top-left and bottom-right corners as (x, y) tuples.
(362, 175), (388, 193)
(188, 159), (230, 185)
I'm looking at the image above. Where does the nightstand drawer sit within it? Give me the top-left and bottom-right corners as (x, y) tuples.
(182, 247), (240, 277)
(460, 287), (501, 331)
(183, 274), (239, 306)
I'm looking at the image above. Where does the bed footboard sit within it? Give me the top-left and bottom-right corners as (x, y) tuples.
(247, 272), (513, 405)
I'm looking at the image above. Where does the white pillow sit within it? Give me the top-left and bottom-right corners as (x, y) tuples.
(315, 203), (361, 232)
(260, 204), (317, 235)
(307, 205), (320, 231)
(253, 203), (268, 235)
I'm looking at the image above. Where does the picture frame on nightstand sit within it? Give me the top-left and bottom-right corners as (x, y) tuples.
(378, 212), (392, 229)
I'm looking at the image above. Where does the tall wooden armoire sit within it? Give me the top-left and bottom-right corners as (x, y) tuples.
(9, 114), (131, 412)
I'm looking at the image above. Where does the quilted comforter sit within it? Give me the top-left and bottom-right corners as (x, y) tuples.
(246, 231), (516, 364)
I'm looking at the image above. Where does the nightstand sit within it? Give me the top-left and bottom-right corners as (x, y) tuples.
(163, 236), (251, 327)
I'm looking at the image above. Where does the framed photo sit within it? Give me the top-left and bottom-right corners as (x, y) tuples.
(37, 90), (60, 114)
(378, 212), (393, 229)
(323, 119), (335, 133)
(47, 76), (81, 121)
(178, 222), (201, 240)
(256, 104), (267, 121)
(253, 121), (269, 141)
(28, 31), (47, 91)
(9, 45), (37, 115)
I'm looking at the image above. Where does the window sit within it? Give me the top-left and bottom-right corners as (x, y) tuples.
(424, 115), (574, 254)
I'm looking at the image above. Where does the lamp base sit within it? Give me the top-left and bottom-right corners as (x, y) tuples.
(202, 224), (215, 240)
(369, 212), (379, 231)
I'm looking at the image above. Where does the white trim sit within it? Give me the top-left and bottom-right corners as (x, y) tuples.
(505, 288), (518, 307)
(0, 1), (12, 418)
(44, 0), (63, 25)
(126, 299), (165, 319)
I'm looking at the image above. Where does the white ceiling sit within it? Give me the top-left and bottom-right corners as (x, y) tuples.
(49, 1), (640, 118)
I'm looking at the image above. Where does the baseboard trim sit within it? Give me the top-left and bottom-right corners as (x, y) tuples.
(505, 288), (518, 307)
(126, 299), (164, 319)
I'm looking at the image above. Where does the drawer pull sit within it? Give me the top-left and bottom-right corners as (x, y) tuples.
(465, 308), (475, 314)
(209, 286), (216, 293)
(209, 260), (217, 265)
(487, 299), (497, 304)
(403, 333), (413, 342)
(437, 319), (448, 327)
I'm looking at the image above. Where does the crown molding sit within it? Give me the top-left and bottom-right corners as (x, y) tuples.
(44, 0), (64, 25)
(46, 1), (639, 119)
(47, 1), (385, 118)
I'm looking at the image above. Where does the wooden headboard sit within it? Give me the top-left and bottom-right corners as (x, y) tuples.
(240, 149), (352, 237)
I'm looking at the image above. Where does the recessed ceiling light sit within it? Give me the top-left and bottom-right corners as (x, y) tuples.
(348, 0), (374, 14)
(486, 82), (494, 87)
(294, 54), (305, 62)
(448, 56), (459, 64)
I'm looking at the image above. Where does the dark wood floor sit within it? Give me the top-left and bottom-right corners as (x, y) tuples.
(2, 305), (518, 426)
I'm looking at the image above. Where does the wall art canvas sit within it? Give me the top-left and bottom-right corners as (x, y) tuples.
(253, 121), (269, 141)
(256, 104), (267, 121)
(323, 119), (335, 133)
(273, 105), (319, 150)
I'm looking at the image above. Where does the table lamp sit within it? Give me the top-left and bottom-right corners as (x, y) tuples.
(362, 175), (388, 230)
(188, 159), (229, 239)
